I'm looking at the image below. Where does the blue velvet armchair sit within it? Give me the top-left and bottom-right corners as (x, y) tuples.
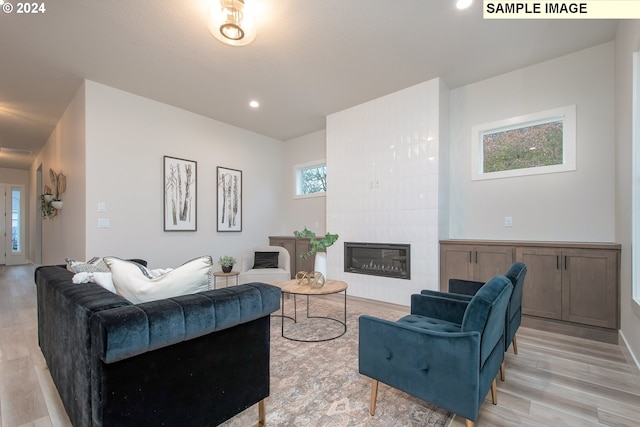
(449, 262), (527, 380)
(359, 275), (513, 427)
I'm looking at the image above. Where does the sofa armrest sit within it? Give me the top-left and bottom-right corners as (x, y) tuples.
(410, 293), (469, 325)
(448, 278), (484, 296)
(420, 289), (473, 302)
(91, 282), (281, 364)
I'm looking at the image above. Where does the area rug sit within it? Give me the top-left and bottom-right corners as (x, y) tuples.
(220, 295), (453, 427)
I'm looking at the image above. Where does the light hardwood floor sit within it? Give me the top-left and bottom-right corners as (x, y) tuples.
(1, 264), (639, 427)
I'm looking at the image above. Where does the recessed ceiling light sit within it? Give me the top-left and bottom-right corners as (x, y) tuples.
(456, 0), (472, 9)
(249, 100), (260, 108)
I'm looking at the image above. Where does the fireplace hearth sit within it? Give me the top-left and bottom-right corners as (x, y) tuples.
(344, 242), (410, 279)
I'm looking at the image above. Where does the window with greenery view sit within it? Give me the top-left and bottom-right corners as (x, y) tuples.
(482, 120), (563, 173)
(295, 161), (326, 197)
(471, 105), (576, 181)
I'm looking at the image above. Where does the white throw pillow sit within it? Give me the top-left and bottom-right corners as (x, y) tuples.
(104, 256), (213, 304)
(72, 271), (117, 293)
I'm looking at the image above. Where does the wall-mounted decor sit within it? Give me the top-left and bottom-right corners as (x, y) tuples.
(164, 156), (197, 231)
(40, 168), (66, 219)
(217, 166), (242, 232)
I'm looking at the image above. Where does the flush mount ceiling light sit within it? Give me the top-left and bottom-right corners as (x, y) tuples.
(456, 0), (473, 9)
(208, 0), (256, 46)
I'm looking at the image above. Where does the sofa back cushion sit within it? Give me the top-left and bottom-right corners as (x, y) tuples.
(461, 275), (512, 368)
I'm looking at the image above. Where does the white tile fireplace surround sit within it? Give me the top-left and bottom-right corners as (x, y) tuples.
(326, 78), (449, 306)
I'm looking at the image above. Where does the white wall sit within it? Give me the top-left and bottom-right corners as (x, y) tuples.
(449, 43), (615, 242)
(83, 81), (286, 268)
(0, 167), (29, 184)
(327, 78), (447, 305)
(615, 21), (640, 367)
(282, 129), (327, 236)
(29, 83), (87, 265)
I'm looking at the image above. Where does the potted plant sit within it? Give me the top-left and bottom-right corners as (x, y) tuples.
(40, 194), (56, 219)
(218, 255), (236, 273)
(294, 227), (339, 259)
(294, 227), (339, 278)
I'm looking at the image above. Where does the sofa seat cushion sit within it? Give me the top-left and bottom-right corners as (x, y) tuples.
(105, 256), (213, 304)
(397, 314), (462, 333)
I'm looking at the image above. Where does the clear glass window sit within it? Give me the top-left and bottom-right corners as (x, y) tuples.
(11, 188), (20, 253)
(472, 105), (576, 180)
(295, 161), (326, 197)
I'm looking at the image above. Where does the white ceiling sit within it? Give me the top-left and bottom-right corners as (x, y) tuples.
(0, 0), (618, 169)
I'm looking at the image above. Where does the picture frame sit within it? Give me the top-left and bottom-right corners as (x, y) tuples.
(217, 166), (242, 232)
(164, 156), (197, 231)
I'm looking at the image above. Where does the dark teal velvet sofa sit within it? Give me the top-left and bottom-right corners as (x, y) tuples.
(35, 264), (281, 427)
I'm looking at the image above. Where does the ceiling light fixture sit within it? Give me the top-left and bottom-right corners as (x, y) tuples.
(456, 0), (473, 9)
(249, 100), (260, 108)
(0, 147), (32, 155)
(208, 0), (256, 47)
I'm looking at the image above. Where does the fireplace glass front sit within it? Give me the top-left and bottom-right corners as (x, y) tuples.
(344, 242), (410, 279)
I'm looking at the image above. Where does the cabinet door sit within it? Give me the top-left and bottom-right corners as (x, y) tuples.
(269, 237), (296, 279)
(473, 246), (514, 282)
(295, 239), (316, 274)
(562, 249), (618, 329)
(516, 247), (563, 320)
(439, 244), (474, 291)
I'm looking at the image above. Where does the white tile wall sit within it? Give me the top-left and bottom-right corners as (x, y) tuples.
(327, 78), (448, 305)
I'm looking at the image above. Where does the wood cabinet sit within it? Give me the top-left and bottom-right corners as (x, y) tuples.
(269, 236), (316, 279)
(517, 246), (618, 329)
(440, 240), (621, 343)
(439, 242), (514, 291)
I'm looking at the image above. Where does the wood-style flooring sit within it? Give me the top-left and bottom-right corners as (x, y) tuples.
(1, 264), (639, 426)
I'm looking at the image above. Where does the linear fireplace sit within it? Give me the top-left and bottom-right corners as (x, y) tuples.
(344, 242), (410, 280)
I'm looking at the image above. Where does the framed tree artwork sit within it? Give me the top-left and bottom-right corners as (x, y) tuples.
(217, 166), (242, 232)
(164, 156), (197, 231)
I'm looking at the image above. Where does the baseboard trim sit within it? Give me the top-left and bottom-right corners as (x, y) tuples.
(619, 330), (640, 372)
(522, 315), (618, 344)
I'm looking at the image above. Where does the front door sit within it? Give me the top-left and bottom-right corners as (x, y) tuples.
(0, 184), (26, 265)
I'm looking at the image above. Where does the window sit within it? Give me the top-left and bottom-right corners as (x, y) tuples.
(295, 160), (326, 198)
(472, 105), (576, 180)
(11, 188), (20, 253)
(633, 50), (640, 307)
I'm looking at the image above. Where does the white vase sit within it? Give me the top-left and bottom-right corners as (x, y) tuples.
(314, 252), (327, 279)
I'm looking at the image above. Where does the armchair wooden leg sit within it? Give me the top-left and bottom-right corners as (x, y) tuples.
(370, 380), (379, 415)
(253, 399), (266, 427)
(491, 378), (498, 405)
(512, 335), (518, 354)
(500, 361), (505, 381)
(465, 419), (475, 427)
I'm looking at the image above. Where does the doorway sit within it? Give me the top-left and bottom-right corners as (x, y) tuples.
(0, 183), (26, 265)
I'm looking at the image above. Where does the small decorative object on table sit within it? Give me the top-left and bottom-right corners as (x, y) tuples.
(218, 255), (236, 273)
(295, 271), (326, 288)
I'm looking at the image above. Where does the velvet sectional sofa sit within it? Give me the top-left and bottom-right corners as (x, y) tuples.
(35, 264), (281, 427)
